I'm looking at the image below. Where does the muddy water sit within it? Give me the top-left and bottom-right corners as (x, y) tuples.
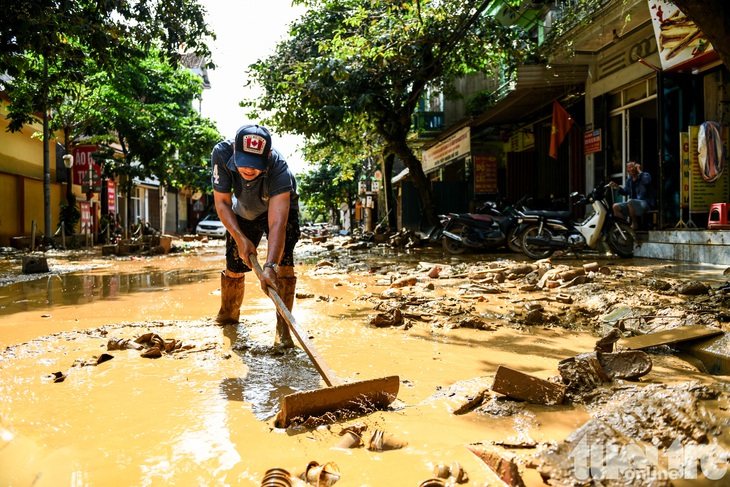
(0, 242), (727, 486)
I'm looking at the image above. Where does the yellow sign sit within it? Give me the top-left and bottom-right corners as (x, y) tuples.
(688, 125), (729, 211)
(680, 132), (689, 209)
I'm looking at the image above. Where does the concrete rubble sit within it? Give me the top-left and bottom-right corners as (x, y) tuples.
(303, 238), (730, 485)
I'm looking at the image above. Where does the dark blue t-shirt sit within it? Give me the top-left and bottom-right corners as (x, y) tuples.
(619, 172), (655, 209)
(211, 140), (299, 220)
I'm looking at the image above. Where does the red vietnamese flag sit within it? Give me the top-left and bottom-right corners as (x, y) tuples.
(549, 101), (574, 159)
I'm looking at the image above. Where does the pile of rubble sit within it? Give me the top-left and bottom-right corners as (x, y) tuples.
(307, 256), (730, 486)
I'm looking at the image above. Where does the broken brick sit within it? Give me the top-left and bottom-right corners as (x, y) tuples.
(491, 366), (565, 405)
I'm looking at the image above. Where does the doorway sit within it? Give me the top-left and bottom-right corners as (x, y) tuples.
(607, 78), (659, 185)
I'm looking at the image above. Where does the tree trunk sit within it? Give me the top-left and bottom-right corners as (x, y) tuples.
(43, 57), (52, 239)
(381, 153), (397, 231)
(669, 0), (730, 69)
(388, 139), (437, 229)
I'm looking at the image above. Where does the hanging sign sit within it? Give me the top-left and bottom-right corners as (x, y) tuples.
(584, 129), (602, 155)
(80, 201), (92, 234)
(473, 155), (498, 194)
(649, 0), (717, 71)
(422, 127), (471, 174)
(107, 181), (117, 213)
(688, 125), (729, 211)
(74, 145), (102, 192)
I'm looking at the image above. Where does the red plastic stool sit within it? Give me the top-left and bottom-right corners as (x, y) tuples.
(708, 203), (730, 229)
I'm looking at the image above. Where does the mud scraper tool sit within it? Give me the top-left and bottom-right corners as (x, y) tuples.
(250, 254), (400, 428)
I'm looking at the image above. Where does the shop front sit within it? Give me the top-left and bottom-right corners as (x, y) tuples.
(581, 0), (728, 230)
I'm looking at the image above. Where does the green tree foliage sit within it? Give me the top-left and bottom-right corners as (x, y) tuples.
(298, 161), (358, 224)
(245, 0), (531, 228)
(5, 52), (108, 148)
(89, 52), (220, 195)
(0, 0), (212, 75)
(1, 0), (214, 236)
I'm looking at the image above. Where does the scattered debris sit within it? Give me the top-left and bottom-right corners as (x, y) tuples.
(432, 461), (468, 484)
(595, 327), (623, 353)
(368, 308), (403, 327)
(21, 255), (49, 274)
(366, 429), (408, 451)
(597, 350), (652, 380)
(468, 444), (526, 487)
(620, 324), (723, 350)
(558, 352), (610, 393)
(302, 461), (341, 486)
(130, 332), (195, 358)
(334, 424), (366, 449)
(72, 353), (114, 367)
(491, 366), (566, 405)
(534, 419), (672, 487)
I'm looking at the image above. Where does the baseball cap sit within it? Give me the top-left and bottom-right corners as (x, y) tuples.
(231, 124), (271, 171)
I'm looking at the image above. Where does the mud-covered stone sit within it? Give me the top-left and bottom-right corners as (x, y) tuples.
(22, 255), (49, 274)
(593, 382), (724, 446)
(457, 315), (496, 330)
(468, 444), (525, 487)
(677, 280), (709, 295)
(534, 419), (671, 486)
(492, 366), (565, 405)
(597, 350), (652, 380)
(558, 352), (610, 393)
(369, 308), (403, 327)
(595, 327), (623, 353)
(523, 308), (543, 325)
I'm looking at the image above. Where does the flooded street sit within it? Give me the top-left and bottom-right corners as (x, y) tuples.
(1, 239), (729, 486)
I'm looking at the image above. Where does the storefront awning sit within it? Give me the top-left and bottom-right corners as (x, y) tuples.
(391, 167), (410, 184)
(471, 64), (589, 127)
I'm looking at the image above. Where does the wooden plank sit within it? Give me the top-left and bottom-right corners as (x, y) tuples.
(491, 366), (565, 405)
(620, 325), (723, 350)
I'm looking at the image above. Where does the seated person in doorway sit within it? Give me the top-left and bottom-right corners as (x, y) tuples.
(610, 160), (655, 230)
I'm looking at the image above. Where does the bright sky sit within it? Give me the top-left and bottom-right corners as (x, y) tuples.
(199, 0), (309, 174)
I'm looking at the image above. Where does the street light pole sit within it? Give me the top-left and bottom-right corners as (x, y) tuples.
(61, 153), (75, 248)
(63, 153), (74, 205)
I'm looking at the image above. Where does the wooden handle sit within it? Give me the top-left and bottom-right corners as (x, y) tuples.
(250, 254), (339, 386)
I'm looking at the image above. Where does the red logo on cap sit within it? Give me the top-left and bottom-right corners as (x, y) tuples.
(243, 134), (266, 155)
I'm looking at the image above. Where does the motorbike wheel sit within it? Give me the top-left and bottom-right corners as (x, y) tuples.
(520, 224), (556, 260)
(442, 223), (468, 254)
(506, 226), (522, 253)
(606, 221), (636, 257)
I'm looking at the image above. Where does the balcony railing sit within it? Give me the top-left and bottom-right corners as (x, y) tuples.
(411, 111), (445, 137)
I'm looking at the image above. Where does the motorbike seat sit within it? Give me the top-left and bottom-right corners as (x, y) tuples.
(521, 209), (573, 220)
(469, 214), (496, 222)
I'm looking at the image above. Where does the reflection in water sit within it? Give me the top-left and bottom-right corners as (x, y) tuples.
(0, 269), (219, 314)
(220, 325), (321, 421)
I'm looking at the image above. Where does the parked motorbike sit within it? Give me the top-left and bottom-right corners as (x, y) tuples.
(516, 183), (636, 260)
(439, 196), (524, 254)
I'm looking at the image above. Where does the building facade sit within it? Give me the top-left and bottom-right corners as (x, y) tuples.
(394, 0), (728, 234)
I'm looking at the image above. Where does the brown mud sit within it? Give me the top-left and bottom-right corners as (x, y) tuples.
(1, 238), (729, 486)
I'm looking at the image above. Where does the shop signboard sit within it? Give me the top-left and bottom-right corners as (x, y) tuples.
(422, 126), (470, 174)
(649, 0), (717, 72)
(73, 145), (102, 192)
(473, 155), (498, 194)
(688, 125), (729, 212)
(80, 201), (91, 234)
(584, 129), (602, 155)
(107, 181), (117, 213)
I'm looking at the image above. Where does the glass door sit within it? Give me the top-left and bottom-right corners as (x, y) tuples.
(608, 111), (626, 184)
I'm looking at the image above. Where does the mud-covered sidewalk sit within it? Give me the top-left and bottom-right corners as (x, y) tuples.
(1, 237), (729, 486)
